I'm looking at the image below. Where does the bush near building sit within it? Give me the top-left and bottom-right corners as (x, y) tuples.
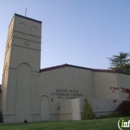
(82, 98), (95, 120)
(115, 100), (130, 117)
(100, 100), (130, 119)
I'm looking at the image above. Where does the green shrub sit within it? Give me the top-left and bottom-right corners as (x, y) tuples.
(100, 112), (122, 119)
(82, 97), (95, 120)
(99, 100), (130, 119)
(115, 100), (130, 117)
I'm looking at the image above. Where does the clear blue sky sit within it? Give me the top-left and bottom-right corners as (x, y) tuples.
(0, 0), (130, 82)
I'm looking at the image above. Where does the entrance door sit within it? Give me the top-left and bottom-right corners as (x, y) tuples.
(41, 96), (49, 120)
(72, 98), (81, 120)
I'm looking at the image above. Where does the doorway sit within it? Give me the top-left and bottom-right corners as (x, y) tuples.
(41, 95), (49, 120)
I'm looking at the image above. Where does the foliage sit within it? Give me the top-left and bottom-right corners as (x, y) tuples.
(0, 117), (129, 130)
(0, 111), (3, 123)
(121, 88), (130, 100)
(110, 86), (130, 101)
(99, 112), (122, 119)
(109, 86), (130, 117)
(82, 98), (95, 120)
(108, 52), (130, 73)
(115, 100), (130, 117)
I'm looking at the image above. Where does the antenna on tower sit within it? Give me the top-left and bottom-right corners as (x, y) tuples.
(25, 8), (27, 17)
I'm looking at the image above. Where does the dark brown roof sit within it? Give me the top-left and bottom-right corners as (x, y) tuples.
(40, 63), (130, 75)
(15, 13), (42, 23)
(40, 64), (116, 73)
(40, 64), (69, 72)
(94, 69), (115, 73)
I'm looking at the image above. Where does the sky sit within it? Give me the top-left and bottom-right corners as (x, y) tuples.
(0, 0), (130, 82)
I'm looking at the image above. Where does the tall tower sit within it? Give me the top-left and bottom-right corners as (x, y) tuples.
(1, 14), (42, 122)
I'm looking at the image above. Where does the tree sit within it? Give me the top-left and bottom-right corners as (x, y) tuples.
(115, 100), (130, 117)
(82, 98), (95, 120)
(108, 52), (130, 73)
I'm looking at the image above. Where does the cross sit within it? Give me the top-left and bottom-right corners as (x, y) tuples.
(25, 8), (27, 17)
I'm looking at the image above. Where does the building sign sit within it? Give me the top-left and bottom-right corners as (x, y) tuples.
(51, 89), (83, 99)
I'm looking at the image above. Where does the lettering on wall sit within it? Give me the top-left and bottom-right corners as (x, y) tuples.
(51, 89), (83, 99)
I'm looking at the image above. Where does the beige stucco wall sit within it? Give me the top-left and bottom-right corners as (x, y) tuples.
(59, 100), (72, 120)
(88, 98), (120, 117)
(116, 73), (130, 102)
(1, 14), (42, 123)
(39, 66), (94, 120)
(10, 14), (41, 72)
(59, 98), (82, 120)
(90, 72), (121, 117)
(93, 72), (119, 100)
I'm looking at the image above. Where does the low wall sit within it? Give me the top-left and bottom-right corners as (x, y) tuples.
(88, 98), (120, 117)
(59, 98), (82, 120)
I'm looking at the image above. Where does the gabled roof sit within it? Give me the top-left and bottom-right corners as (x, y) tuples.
(40, 63), (130, 75)
(40, 63), (116, 73)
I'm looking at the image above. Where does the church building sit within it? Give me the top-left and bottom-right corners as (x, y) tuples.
(0, 14), (130, 123)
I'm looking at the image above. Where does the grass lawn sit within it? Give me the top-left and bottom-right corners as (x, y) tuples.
(0, 117), (129, 130)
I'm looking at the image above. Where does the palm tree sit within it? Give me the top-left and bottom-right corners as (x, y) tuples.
(108, 52), (130, 73)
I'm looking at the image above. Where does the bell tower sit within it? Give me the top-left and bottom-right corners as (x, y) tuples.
(1, 14), (42, 122)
